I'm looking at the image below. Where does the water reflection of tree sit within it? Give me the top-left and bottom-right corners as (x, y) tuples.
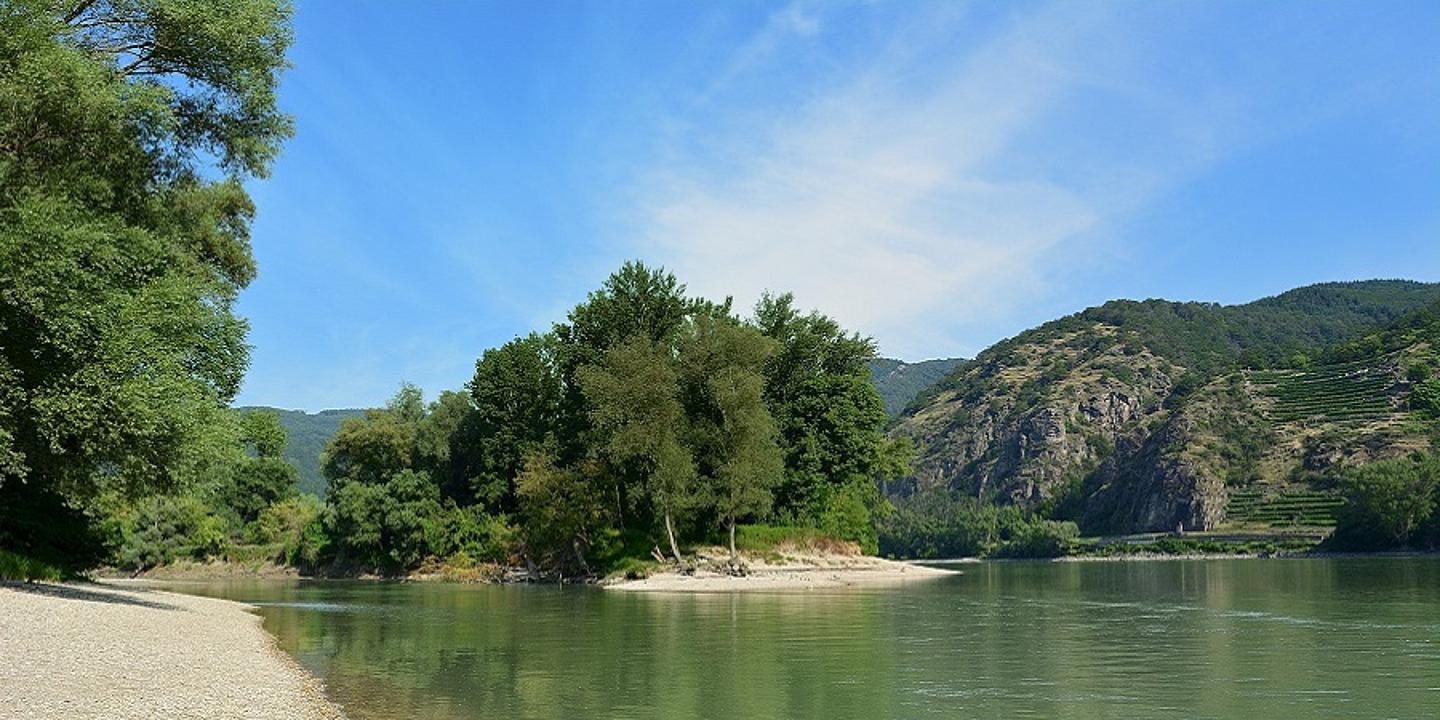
(263, 585), (902, 720)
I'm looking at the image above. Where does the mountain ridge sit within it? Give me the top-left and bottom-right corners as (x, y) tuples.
(891, 279), (1440, 534)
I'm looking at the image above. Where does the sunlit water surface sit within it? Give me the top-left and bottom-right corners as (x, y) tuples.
(156, 558), (1440, 719)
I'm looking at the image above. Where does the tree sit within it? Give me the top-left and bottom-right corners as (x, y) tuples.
(557, 261), (694, 367)
(553, 262), (703, 463)
(578, 337), (697, 561)
(240, 410), (289, 460)
(1331, 455), (1440, 549)
(224, 456), (296, 524)
(325, 469), (441, 570)
(320, 385), (446, 570)
(0, 0), (292, 567)
(323, 386), (424, 488)
(752, 293), (888, 521)
(464, 333), (561, 509)
(216, 410), (298, 523)
(514, 452), (603, 572)
(679, 317), (783, 557)
(416, 389), (476, 500)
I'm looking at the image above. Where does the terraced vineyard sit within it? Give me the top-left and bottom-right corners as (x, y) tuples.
(1225, 488), (1344, 527)
(1248, 360), (1396, 423)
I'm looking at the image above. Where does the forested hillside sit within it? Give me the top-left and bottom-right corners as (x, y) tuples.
(887, 281), (1440, 551)
(238, 408), (366, 496)
(868, 358), (965, 417)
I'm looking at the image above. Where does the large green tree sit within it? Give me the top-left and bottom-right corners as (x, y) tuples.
(752, 292), (889, 522)
(464, 333), (561, 509)
(221, 410), (297, 524)
(322, 385), (449, 569)
(679, 316), (783, 557)
(0, 0), (292, 566)
(578, 337), (697, 561)
(1331, 455), (1440, 550)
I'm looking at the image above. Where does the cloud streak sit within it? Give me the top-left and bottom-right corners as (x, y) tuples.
(630, 2), (1235, 359)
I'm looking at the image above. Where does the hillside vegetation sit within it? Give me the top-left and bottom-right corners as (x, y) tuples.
(868, 358), (966, 417)
(892, 281), (1440, 541)
(239, 407), (366, 496)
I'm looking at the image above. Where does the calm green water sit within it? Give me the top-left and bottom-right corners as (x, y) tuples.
(159, 558), (1440, 719)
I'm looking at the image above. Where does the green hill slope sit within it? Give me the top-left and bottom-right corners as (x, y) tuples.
(868, 357), (966, 417)
(891, 280), (1440, 534)
(237, 407), (368, 496)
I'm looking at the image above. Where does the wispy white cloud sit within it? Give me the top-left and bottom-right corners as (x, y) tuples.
(629, 1), (1241, 359)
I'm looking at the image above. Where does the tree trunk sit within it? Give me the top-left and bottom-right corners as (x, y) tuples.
(728, 517), (737, 560)
(572, 537), (591, 575)
(664, 511), (682, 562)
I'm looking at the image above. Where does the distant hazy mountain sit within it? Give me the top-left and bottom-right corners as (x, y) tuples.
(868, 357), (967, 417)
(237, 407), (368, 496)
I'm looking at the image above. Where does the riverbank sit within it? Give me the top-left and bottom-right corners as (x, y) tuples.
(0, 580), (343, 720)
(605, 552), (957, 591)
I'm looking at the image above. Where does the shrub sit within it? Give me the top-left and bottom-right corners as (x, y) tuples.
(1412, 379), (1440, 418)
(0, 548), (64, 582)
(1326, 455), (1440, 550)
(285, 517), (330, 569)
(815, 478), (887, 555)
(734, 525), (857, 556)
(992, 520), (1079, 558)
(116, 495), (230, 570)
(245, 496), (323, 545)
(427, 505), (517, 564)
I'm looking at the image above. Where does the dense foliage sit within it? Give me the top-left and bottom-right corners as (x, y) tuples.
(109, 409), (313, 571)
(304, 263), (904, 574)
(1326, 454), (1440, 551)
(879, 488), (1078, 559)
(0, 0), (292, 570)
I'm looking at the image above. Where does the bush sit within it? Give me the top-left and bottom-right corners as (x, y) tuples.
(817, 479), (885, 555)
(286, 517), (330, 568)
(992, 520), (1079, 558)
(245, 495), (323, 545)
(1412, 379), (1440, 418)
(1326, 455), (1439, 550)
(0, 548), (65, 582)
(734, 525), (857, 555)
(116, 495), (230, 570)
(427, 505), (517, 564)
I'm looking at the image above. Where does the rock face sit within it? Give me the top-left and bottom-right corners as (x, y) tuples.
(1082, 401), (1229, 533)
(895, 324), (1179, 518)
(890, 284), (1440, 535)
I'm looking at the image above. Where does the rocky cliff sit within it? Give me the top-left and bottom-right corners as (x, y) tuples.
(891, 281), (1440, 534)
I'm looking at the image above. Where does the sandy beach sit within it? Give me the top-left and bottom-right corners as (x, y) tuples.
(0, 581), (343, 720)
(606, 553), (958, 592)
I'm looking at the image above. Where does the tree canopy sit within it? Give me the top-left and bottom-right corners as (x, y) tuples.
(0, 0), (292, 568)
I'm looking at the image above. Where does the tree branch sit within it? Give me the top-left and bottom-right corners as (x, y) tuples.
(63, 0), (98, 25)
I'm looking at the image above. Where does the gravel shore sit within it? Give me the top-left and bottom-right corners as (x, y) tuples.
(0, 581), (343, 720)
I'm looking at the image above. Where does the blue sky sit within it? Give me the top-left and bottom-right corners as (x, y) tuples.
(235, 0), (1440, 411)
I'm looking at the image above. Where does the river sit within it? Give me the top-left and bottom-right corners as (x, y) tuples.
(156, 557), (1440, 719)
